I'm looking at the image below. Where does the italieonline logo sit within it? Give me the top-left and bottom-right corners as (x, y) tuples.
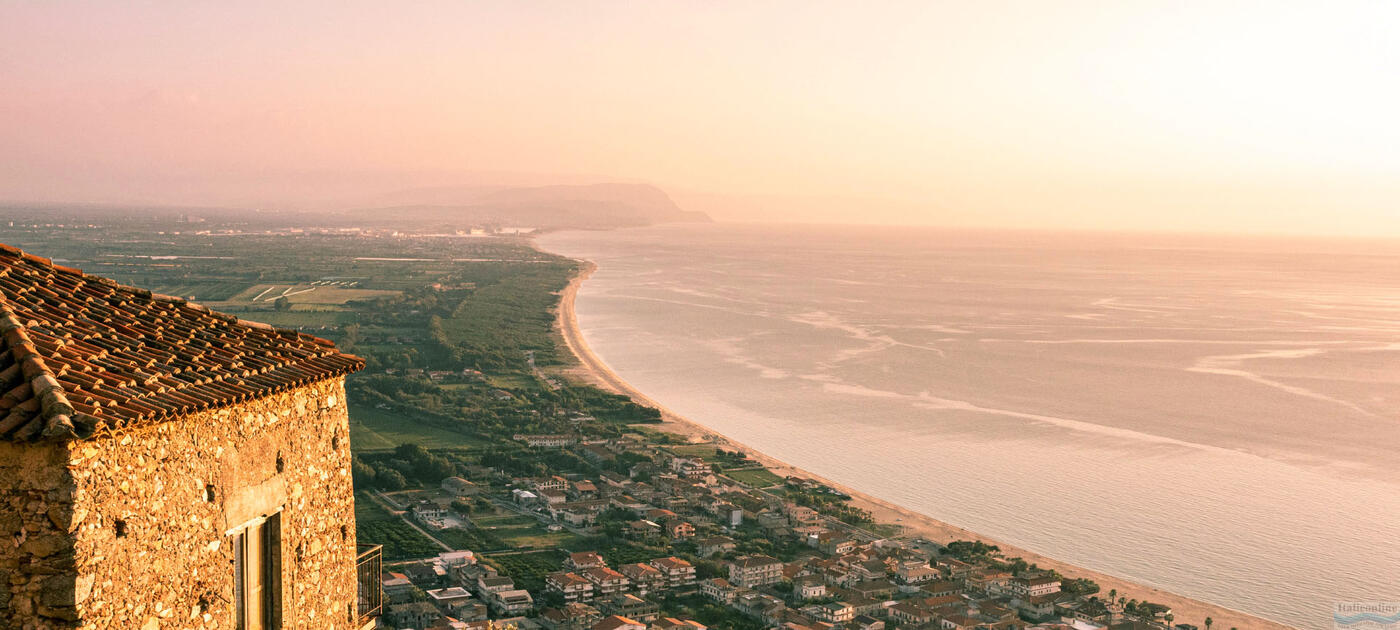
(1335, 603), (1400, 629)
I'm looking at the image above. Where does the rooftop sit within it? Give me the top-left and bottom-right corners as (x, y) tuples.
(0, 243), (362, 442)
(731, 555), (782, 568)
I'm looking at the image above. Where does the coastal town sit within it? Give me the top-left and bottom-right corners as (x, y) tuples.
(0, 211), (1261, 630)
(358, 419), (1185, 630)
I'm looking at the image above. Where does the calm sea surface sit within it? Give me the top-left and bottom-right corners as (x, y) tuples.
(539, 224), (1400, 629)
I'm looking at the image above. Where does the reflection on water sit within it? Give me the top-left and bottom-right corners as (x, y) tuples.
(540, 224), (1400, 629)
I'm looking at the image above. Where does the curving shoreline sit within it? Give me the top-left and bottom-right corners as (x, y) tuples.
(550, 254), (1295, 630)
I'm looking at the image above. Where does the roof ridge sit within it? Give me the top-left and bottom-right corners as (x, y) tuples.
(0, 241), (316, 341)
(0, 297), (83, 440)
(0, 241), (363, 443)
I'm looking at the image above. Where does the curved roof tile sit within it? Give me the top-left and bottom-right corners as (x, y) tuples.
(0, 243), (363, 443)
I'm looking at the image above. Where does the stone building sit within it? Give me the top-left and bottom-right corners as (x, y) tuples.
(0, 244), (373, 629)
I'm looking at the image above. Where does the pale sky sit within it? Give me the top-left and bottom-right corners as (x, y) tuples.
(2, 1), (1398, 235)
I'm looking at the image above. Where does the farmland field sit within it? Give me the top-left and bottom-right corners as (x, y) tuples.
(435, 527), (505, 551)
(725, 468), (785, 488)
(354, 494), (442, 561)
(244, 311), (360, 327)
(150, 280), (251, 301)
(348, 404), (489, 451)
(473, 514), (539, 528)
(216, 283), (400, 307)
(485, 374), (538, 390)
(601, 545), (666, 567)
(473, 513), (578, 549)
(669, 444), (720, 459)
(482, 550), (568, 593)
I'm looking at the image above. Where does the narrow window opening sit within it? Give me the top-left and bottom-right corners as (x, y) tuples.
(232, 513), (283, 630)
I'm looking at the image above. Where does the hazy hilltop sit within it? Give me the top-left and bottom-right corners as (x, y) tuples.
(0, 181), (711, 231)
(345, 182), (711, 229)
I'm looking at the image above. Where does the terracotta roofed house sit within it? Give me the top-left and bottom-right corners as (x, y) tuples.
(0, 244), (373, 629)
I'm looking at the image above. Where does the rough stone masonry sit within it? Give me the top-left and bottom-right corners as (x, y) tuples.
(2, 379), (363, 630)
(0, 243), (367, 629)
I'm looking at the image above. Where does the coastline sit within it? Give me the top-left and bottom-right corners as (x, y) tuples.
(551, 254), (1295, 630)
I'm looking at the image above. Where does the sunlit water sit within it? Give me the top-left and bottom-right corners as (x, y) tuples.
(539, 224), (1400, 629)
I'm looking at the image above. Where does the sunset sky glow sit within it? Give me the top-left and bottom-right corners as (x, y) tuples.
(2, 1), (1397, 234)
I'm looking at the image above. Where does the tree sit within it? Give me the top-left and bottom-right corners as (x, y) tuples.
(342, 323), (362, 349)
(1205, 617), (1214, 630)
(1165, 614), (1174, 628)
(351, 457), (377, 488)
(273, 296), (291, 311)
(376, 468), (408, 490)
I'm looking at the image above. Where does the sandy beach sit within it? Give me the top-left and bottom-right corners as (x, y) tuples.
(550, 257), (1294, 630)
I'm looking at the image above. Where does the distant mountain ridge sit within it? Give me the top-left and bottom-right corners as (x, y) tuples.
(346, 182), (710, 229)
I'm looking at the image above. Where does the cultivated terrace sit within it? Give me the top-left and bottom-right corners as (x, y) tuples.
(1, 207), (1181, 630)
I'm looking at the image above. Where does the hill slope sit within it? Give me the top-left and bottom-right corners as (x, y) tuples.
(347, 183), (709, 229)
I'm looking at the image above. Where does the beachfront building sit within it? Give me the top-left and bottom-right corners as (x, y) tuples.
(1009, 574), (1062, 598)
(728, 555), (784, 588)
(0, 243), (375, 628)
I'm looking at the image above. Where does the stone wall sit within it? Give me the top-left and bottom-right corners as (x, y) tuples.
(0, 441), (79, 629)
(2, 377), (361, 630)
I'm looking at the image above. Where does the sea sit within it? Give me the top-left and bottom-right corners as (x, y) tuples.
(538, 224), (1400, 629)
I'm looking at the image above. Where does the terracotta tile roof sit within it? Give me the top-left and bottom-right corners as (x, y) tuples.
(0, 243), (363, 442)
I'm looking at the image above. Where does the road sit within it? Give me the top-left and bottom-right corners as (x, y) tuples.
(525, 350), (563, 391)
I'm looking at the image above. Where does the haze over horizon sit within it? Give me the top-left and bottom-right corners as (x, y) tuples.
(3, 1), (1398, 236)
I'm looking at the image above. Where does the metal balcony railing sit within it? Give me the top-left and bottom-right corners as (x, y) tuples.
(356, 544), (384, 624)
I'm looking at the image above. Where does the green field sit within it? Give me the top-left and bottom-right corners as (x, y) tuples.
(354, 494), (442, 561)
(485, 374), (537, 390)
(726, 468), (785, 488)
(473, 514), (539, 528)
(601, 544), (666, 567)
(473, 513), (580, 549)
(669, 444), (720, 458)
(482, 550), (569, 593)
(152, 280), (252, 301)
(435, 527), (505, 551)
(348, 404), (489, 451)
(219, 283), (401, 307)
(245, 311), (360, 327)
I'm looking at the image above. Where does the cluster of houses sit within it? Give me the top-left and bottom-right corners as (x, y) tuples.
(379, 549), (707, 630)
(695, 544), (1079, 630)
(365, 433), (1179, 630)
(381, 549), (537, 629)
(546, 551), (697, 601)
